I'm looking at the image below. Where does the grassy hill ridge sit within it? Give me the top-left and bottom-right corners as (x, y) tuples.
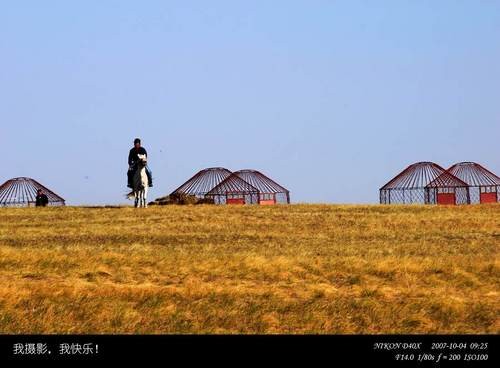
(0, 204), (498, 333)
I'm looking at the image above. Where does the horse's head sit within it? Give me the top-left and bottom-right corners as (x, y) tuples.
(137, 154), (147, 168)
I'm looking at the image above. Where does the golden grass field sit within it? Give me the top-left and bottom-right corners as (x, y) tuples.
(0, 204), (498, 334)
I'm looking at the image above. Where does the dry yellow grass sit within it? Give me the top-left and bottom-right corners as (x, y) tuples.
(0, 204), (498, 334)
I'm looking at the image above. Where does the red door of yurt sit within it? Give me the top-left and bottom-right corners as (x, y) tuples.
(259, 199), (276, 205)
(227, 196), (245, 205)
(259, 193), (276, 205)
(480, 192), (497, 203)
(437, 193), (456, 205)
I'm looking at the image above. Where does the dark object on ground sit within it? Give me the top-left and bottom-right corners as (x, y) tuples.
(148, 193), (215, 206)
(35, 193), (49, 207)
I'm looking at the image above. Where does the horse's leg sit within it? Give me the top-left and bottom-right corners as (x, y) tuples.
(143, 187), (148, 208)
(134, 191), (139, 208)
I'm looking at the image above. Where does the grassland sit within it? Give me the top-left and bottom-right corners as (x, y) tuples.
(0, 204), (498, 334)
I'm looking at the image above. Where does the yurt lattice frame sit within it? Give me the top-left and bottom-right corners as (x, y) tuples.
(0, 177), (65, 207)
(170, 167), (232, 199)
(234, 170), (290, 204)
(447, 162), (500, 203)
(380, 162), (470, 205)
(205, 174), (260, 205)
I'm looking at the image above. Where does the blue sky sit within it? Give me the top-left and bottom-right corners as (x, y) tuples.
(1, 1), (499, 204)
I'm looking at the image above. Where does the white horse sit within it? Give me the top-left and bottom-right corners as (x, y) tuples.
(128, 154), (149, 208)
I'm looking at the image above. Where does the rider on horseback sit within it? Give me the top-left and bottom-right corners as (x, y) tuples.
(127, 138), (153, 188)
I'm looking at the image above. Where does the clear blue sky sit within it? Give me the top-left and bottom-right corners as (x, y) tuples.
(1, 1), (499, 204)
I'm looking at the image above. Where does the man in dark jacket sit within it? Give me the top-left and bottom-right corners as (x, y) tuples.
(35, 189), (49, 207)
(127, 138), (153, 188)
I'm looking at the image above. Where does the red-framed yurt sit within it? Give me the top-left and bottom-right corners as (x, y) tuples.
(205, 174), (259, 205)
(447, 162), (500, 204)
(424, 171), (470, 205)
(380, 162), (470, 205)
(234, 170), (290, 205)
(163, 167), (291, 205)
